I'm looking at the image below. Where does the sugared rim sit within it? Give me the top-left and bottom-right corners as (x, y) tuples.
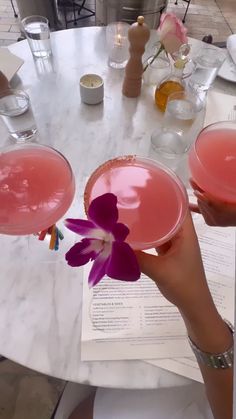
(84, 155), (188, 249)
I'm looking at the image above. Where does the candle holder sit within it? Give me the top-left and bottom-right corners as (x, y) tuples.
(80, 74), (104, 105)
(106, 22), (129, 69)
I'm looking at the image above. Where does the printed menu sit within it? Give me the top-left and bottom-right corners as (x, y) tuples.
(81, 213), (235, 372)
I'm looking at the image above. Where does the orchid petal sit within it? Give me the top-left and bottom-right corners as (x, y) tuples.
(107, 241), (140, 281)
(64, 219), (96, 236)
(65, 218), (107, 240)
(65, 238), (103, 267)
(112, 222), (130, 241)
(88, 193), (118, 231)
(88, 251), (110, 287)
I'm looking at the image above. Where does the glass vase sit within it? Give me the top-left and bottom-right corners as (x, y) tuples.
(143, 50), (171, 86)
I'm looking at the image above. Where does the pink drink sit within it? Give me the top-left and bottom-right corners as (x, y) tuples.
(0, 144), (75, 235)
(189, 121), (236, 203)
(84, 156), (188, 250)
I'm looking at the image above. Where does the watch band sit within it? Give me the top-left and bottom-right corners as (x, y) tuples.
(188, 319), (234, 369)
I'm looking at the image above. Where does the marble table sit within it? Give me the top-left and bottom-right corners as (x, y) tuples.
(0, 27), (235, 389)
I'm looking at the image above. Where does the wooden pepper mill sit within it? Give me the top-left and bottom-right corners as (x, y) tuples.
(0, 71), (10, 93)
(122, 16), (150, 98)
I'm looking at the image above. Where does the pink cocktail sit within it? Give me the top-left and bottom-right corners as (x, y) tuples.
(0, 144), (75, 235)
(84, 156), (188, 250)
(189, 121), (236, 203)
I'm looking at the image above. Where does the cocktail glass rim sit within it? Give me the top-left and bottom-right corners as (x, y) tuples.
(84, 155), (188, 250)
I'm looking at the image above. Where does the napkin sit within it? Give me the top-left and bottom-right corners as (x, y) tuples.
(227, 34), (236, 66)
(0, 48), (24, 81)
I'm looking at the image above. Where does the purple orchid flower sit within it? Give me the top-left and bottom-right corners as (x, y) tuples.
(64, 193), (140, 287)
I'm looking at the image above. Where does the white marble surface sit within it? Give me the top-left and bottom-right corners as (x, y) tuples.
(0, 28), (235, 389)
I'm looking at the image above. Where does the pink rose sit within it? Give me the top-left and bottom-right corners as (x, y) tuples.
(158, 13), (188, 54)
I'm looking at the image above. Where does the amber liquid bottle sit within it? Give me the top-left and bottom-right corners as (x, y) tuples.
(155, 59), (185, 112)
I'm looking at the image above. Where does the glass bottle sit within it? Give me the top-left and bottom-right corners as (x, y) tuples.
(155, 58), (186, 112)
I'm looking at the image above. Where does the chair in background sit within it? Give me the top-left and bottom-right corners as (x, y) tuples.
(174, 0), (191, 23)
(58, 0), (95, 29)
(202, 34), (226, 48)
(10, 0), (18, 18)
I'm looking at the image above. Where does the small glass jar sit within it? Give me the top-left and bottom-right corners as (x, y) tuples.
(106, 22), (130, 69)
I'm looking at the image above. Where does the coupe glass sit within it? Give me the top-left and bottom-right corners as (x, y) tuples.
(84, 156), (188, 250)
(0, 143), (76, 260)
(189, 121), (236, 204)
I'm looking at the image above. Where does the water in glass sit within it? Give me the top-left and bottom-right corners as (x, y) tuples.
(0, 91), (37, 142)
(24, 21), (51, 58)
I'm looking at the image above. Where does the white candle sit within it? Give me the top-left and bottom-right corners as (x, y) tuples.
(80, 74), (104, 105)
(106, 22), (129, 69)
(115, 33), (122, 47)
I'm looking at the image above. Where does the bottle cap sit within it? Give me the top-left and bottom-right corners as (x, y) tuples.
(174, 58), (187, 69)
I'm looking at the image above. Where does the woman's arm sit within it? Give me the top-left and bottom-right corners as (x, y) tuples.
(136, 212), (233, 419)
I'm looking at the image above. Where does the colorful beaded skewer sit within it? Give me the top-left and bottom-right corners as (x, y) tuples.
(38, 224), (64, 250)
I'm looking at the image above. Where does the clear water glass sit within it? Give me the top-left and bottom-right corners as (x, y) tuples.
(189, 46), (226, 91)
(0, 89), (37, 142)
(151, 90), (203, 170)
(22, 15), (52, 59)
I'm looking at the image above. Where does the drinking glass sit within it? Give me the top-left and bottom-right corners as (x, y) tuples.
(189, 46), (226, 92)
(189, 121), (236, 204)
(106, 22), (129, 69)
(0, 89), (37, 142)
(0, 143), (76, 259)
(151, 90), (203, 170)
(21, 15), (52, 59)
(84, 156), (188, 250)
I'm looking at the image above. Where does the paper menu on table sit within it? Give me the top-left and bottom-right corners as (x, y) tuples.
(147, 215), (235, 383)
(204, 90), (236, 127)
(81, 215), (235, 366)
(81, 270), (192, 361)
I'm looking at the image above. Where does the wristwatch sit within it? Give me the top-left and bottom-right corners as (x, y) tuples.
(188, 319), (234, 369)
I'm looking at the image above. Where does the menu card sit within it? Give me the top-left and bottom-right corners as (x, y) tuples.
(204, 90), (236, 127)
(147, 214), (235, 382)
(81, 214), (235, 372)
